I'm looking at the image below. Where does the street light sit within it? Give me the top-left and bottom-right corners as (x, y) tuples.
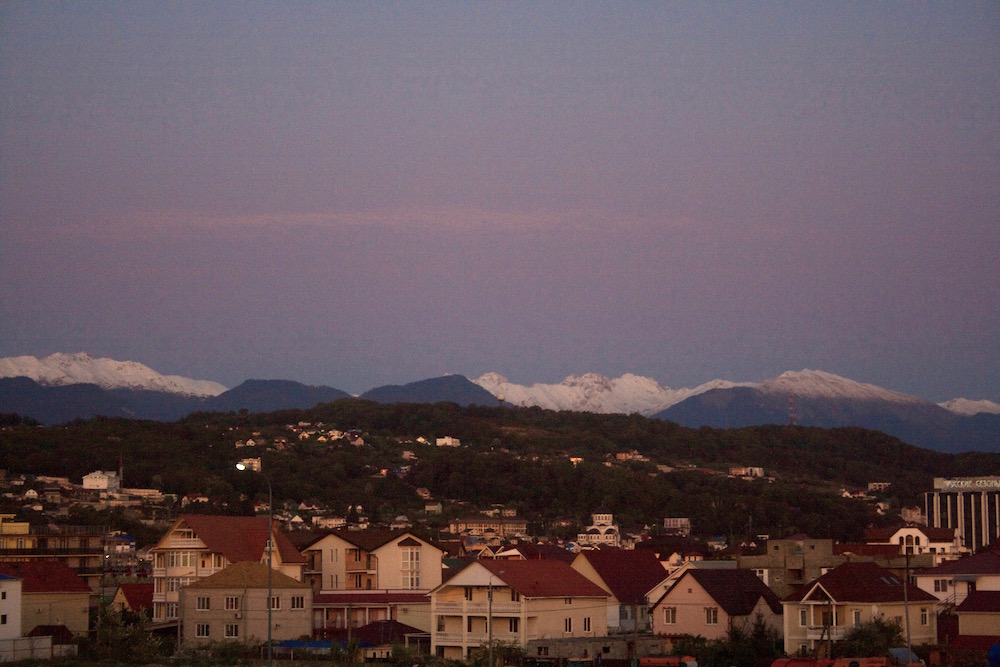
(236, 462), (273, 667)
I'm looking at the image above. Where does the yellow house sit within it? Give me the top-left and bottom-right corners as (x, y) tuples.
(0, 560), (92, 637)
(430, 559), (609, 661)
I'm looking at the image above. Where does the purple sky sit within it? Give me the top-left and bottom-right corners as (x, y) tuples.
(2, 3), (998, 401)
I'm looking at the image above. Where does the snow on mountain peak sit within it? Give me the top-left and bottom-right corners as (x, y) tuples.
(938, 398), (1000, 416)
(757, 369), (923, 403)
(0, 352), (227, 397)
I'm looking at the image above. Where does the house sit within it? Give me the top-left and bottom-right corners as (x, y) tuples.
(429, 559), (610, 661)
(322, 619), (430, 660)
(951, 590), (1000, 650)
(493, 543), (575, 563)
(0, 560), (92, 637)
(781, 561), (937, 657)
(650, 568), (781, 643)
(82, 470), (120, 494)
(570, 549), (670, 633)
(864, 524), (962, 562)
(301, 529), (444, 595)
(180, 561), (312, 647)
(0, 574), (21, 640)
(913, 548), (1000, 608)
(0, 514), (106, 592)
(148, 514), (307, 623)
(313, 590), (432, 636)
(448, 516), (528, 539)
(112, 583), (153, 617)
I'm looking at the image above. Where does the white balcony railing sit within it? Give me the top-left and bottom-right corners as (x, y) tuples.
(805, 625), (847, 641)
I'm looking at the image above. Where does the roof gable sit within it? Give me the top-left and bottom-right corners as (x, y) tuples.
(685, 569), (783, 616)
(573, 549), (669, 604)
(117, 583), (153, 610)
(171, 514), (306, 565)
(789, 561), (936, 604)
(187, 561), (308, 589)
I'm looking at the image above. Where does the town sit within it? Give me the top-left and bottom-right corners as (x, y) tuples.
(1, 411), (999, 665)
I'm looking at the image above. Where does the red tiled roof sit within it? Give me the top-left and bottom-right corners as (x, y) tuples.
(174, 514), (306, 564)
(186, 560), (307, 589)
(479, 559), (609, 599)
(0, 560), (91, 594)
(320, 619), (426, 645)
(921, 550), (1000, 576)
(834, 543), (901, 558)
(304, 528), (441, 554)
(117, 583), (153, 611)
(789, 561), (936, 604)
(955, 590), (1000, 613)
(574, 549), (669, 604)
(314, 591), (430, 605)
(678, 569), (783, 616)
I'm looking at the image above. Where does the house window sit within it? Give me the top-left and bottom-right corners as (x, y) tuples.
(565, 598), (572, 605)
(437, 616), (445, 632)
(564, 618), (573, 633)
(934, 579), (949, 592)
(402, 546), (420, 589)
(705, 607), (718, 625)
(511, 590), (521, 602)
(270, 596), (280, 610)
(464, 587), (473, 601)
(225, 623), (239, 638)
(225, 596), (240, 610)
(584, 617), (591, 632)
(1, 614), (6, 625)
(510, 618), (519, 633)
(165, 603), (178, 619)
(467, 617), (474, 632)
(197, 596), (210, 610)
(920, 608), (928, 626)
(664, 607), (677, 624)
(196, 623), (210, 637)
(853, 610), (861, 626)
(537, 647), (549, 657)
(291, 595), (304, 610)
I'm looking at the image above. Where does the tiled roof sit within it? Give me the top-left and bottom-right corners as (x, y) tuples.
(920, 550), (1000, 576)
(313, 591), (429, 605)
(834, 543), (901, 558)
(479, 559), (609, 599)
(186, 560), (308, 589)
(574, 549), (669, 604)
(680, 569), (783, 616)
(321, 619), (426, 645)
(304, 528), (440, 554)
(117, 583), (153, 611)
(789, 561), (936, 604)
(0, 560), (91, 594)
(175, 514), (306, 564)
(864, 524), (956, 543)
(955, 590), (1000, 613)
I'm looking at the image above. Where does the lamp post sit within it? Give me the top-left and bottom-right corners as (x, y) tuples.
(237, 462), (273, 667)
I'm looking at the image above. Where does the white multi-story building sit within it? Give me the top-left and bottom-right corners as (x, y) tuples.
(576, 512), (620, 548)
(82, 470), (120, 494)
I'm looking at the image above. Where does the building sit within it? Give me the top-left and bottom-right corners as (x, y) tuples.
(0, 561), (92, 637)
(570, 549), (670, 633)
(429, 559), (609, 661)
(313, 590), (432, 636)
(662, 518), (692, 537)
(0, 574), (21, 641)
(951, 590), (1000, 650)
(576, 513), (621, 549)
(781, 561), (937, 658)
(0, 515), (106, 592)
(913, 548), (1000, 609)
(924, 476), (1000, 552)
(82, 470), (120, 494)
(180, 561), (312, 647)
(112, 583), (153, 618)
(149, 514), (306, 623)
(448, 516), (528, 539)
(864, 524), (962, 563)
(300, 528), (444, 593)
(650, 568), (782, 643)
(737, 536), (845, 598)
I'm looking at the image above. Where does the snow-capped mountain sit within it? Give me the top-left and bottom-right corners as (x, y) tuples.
(937, 397), (1000, 416)
(473, 371), (751, 416)
(0, 352), (227, 397)
(755, 369), (926, 404)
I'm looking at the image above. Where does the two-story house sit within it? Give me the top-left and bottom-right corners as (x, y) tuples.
(0, 560), (92, 637)
(148, 514), (306, 623)
(570, 549), (670, 633)
(781, 561), (937, 657)
(430, 559), (609, 661)
(650, 568), (782, 644)
(864, 524), (963, 563)
(913, 548), (1000, 609)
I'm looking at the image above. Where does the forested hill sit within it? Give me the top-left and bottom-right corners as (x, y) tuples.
(2, 399), (998, 546)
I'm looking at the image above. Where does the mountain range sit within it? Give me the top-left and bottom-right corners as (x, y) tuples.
(2, 352), (998, 453)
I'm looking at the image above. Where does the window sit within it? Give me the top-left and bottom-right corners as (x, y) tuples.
(1, 614), (6, 625)
(537, 647), (549, 657)
(564, 618), (573, 633)
(196, 596), (210, 610)
(402, 546), (420, 589)
(584, 617), (591, 632)
(564, 597), (572, 605)
(511, 590), (521, 602)
(1, 591), (5, 600)
(467, 616), (474, 632)
(437, 616), (445, 632)
(509, 618), (519, 633)
(270, 596), (280, 610)
(225, 623), (239, 638)
(464, 587), (473, 601)
(196, 623), (210, 638)
(934, 579), (949, 592)
(291, 595), (305, 610)
(799, 609), (808, 626)
(165, 603), (178, 619)
(664, 607), (677, 624)
(705, 607), (718, 625)
(853, 610), (861, 626)
(920, 608), (928, 626)
(225, 596), (240, 610)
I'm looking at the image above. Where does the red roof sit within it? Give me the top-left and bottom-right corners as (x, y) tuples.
(304, 528), (442, 555)
(921, 550), (1000, 576)
(574, 549), (669, 604)
(789, 561), (936, 604)
(665, 569), (783, 616)
(834, 543), (901, 558)
(172, 514), (306, 564)
(314, 591), (430, 605)
(479, 559), (609, 599)
(117, 583), (153, 611)
(864, 524), (956, 543)
(955, 590), (1000, 613)
(0, 560), (91, 594)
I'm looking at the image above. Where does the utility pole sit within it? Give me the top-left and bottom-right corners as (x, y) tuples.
(488, 577), (494, 667)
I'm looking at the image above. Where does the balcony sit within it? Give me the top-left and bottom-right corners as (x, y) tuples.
(434, 600), (525, 615)
(805, 625), (847, 641)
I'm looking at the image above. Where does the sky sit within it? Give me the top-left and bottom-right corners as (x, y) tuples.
(1, 2), (998, 401)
